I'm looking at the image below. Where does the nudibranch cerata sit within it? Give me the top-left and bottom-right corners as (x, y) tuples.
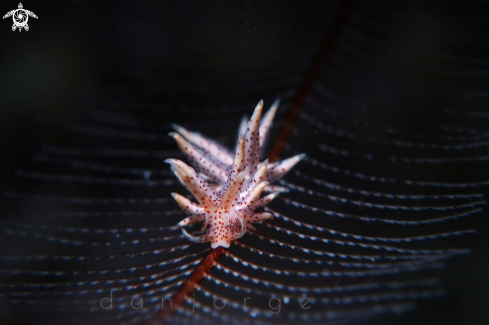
(165, 100), (305, 248)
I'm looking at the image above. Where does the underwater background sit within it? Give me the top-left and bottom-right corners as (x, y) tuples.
(0, 1), (488, 324)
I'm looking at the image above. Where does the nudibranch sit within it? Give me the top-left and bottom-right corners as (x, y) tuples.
(165, 100), (304, 248)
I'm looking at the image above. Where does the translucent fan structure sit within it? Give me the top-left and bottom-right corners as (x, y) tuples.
(166, 100), (304, 248)
(0, 1), (486, 325)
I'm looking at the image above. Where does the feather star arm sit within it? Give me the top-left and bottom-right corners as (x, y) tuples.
(166, 100), (305, 248)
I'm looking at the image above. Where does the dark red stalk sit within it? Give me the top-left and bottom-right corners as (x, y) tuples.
(269, 0), (356, 162)
(143, 1), (355, 323)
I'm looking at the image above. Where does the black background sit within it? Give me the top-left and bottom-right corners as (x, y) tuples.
(0, 1), (488, 324)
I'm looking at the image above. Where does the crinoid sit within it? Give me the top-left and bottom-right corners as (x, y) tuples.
(166, 100), (304, 248)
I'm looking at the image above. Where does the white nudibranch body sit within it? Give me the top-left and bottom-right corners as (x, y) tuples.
(166, 100), (305, 248)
